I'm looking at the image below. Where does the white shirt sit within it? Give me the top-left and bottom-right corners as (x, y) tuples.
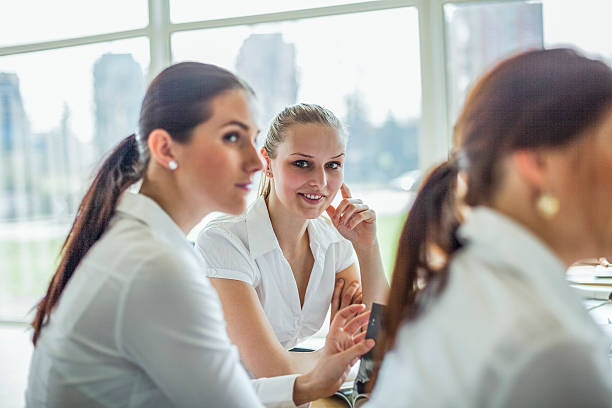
(368, 207), (612, 408)
(196, 196), (355, 349)
(26, 192), (299, 408)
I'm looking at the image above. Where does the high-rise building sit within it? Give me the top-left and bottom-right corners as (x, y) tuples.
(445, 2), (543, 121)
(93, 53), (145, 157)
(235, 33), (298, 128)
(0, 72), (31, 219)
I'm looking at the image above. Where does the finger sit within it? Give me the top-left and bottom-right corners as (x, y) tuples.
(353, 291), (363, 305)
(341, 183), (352, 199)
(333, 199), (350, 224)
(336, 200), (365, 226)
(325, 205), (337, 224)
(341, 282), (360, 310)
(343, 310), (371, 335)
(352, 331), (367, 344)
(335, 198), (362, 216)
(338, 338), (375, 366)
(334, 198), (361, 221)
(331, 303), (366, 329)
(339, 205), (368, 227)
(347, 210), (375, 230)
(330, 278), (344, 319)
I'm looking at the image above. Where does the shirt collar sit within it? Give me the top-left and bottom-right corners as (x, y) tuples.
(246, 196), (343, 259)
(458, 206), (567, 289)
(246, 196), (281, 259)
(116, 192), (190, 249)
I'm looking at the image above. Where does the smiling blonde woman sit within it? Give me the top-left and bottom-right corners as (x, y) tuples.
(197, 103), (389, 378)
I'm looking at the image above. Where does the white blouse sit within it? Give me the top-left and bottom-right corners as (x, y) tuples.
(367, 207), (612, 408)
(26, 192), (299, 408)
(196, 196), (355, 349)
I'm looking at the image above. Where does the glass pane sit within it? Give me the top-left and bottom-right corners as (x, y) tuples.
(173, 8), (420, 274)
(541, 0), (612, 59)
(0, 0), (148, 47)
(444, 1), (544, 124)
(0, 38), (149, 321)
(171, 0), (368, 23)
(444, 0), (612, 125)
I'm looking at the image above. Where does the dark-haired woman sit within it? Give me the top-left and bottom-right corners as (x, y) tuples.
(25, 62), (373, 408)
(367, 49), (612, 407)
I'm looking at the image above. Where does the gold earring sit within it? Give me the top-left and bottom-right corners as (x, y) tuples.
(536, 192), (560, 219)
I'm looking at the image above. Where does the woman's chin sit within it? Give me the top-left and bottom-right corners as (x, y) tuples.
(218, 200), (246, 215)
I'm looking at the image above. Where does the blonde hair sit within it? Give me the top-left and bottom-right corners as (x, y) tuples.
(258, 103), (347, 198)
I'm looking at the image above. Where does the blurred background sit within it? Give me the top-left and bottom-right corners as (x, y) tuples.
(1, 1), (611, 406)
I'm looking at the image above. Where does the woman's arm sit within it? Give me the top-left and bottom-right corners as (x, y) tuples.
(353, 241), (388, 307)
(326, 184), (389, 308)
(210, 277), (324, 377)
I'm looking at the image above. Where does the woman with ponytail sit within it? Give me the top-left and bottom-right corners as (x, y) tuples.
(366, 49), (612, 407)
(26, 62), (374, 408)
(196, 103), (388, 378)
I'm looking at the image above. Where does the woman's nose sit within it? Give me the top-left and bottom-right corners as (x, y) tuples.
(309, 166), (326, 187)
(245, 144), (263, 173)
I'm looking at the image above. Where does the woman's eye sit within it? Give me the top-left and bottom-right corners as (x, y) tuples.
(294, 160), (309, 168)
(327, 161), (342, 169)
(223, 132), (239, 143)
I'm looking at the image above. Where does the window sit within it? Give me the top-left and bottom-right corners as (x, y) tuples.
(444, 0), (612, 124)
(0, 0), (147, 47)
(0, 38), (149, 321)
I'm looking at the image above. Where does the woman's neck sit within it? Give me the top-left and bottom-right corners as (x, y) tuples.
(139, 171), (208, 235)
(490, 185), (593, 268)
(266, 193), (309, 258)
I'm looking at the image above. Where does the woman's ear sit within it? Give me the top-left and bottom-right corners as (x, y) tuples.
(148, 129), (178, 171)
(511, 149), (549, 189)
(260, 147), (272, 176)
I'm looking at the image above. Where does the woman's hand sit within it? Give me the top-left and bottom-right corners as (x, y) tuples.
(326, 184), (378, 251)
(323, 304), (370, 357)
(293, 304), (374, 405)
(330, 278), (362, 324)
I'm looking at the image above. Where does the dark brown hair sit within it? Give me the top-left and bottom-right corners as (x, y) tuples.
(376, 49), (612, 368)
(32, 62), (252, 345)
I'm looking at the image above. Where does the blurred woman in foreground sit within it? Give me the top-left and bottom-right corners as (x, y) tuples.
(369, 49), (612, 407)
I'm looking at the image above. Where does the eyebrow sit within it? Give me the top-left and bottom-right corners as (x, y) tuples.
(221, 120), (257, 133)
(290, 152), (345, 159)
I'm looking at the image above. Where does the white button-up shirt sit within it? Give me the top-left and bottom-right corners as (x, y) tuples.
(26, 192), (299, 408)
(368, 207), (612, 408)
(197, 196), (355, 349)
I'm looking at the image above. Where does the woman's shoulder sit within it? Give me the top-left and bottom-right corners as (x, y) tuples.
(203, 212), (248, 233)
(198, 212), (248, 246)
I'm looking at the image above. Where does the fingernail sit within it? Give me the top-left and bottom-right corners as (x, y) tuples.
(366, 339), (375, 347)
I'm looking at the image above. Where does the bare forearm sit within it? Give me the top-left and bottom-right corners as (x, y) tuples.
(354, 240), (389, 307)
(285, 348), (323, 375)
(251, 348), (324, 377)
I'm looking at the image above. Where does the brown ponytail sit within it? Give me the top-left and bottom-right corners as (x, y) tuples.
(375, 159), (463, 362)
(32, 134), (142, 345)
(31, 62), (253, 345)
